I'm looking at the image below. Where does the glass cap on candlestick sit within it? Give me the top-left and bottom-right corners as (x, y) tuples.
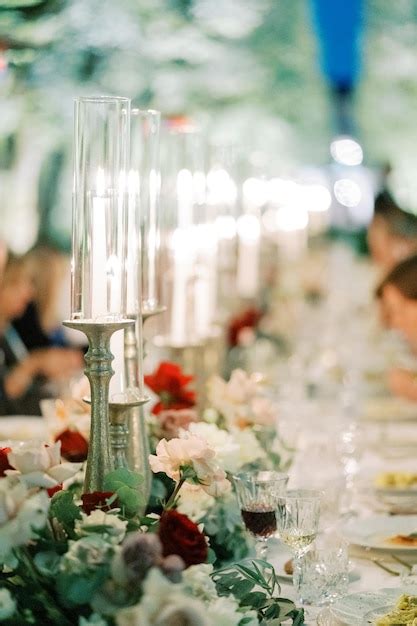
(157, 122), (211, 346)
(130, 109), (163, 318)
(71, 96), (130, 322)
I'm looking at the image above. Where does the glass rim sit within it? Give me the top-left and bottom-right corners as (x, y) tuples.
(279, 489), (323, 501)
(233, 471), (289, 484)
(131, 107), (161, 117)
(74, 95), (130, 104)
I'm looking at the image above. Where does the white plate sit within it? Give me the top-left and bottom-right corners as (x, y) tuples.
(359, 482), (417, 514)
(342, 515), (417, 553)
(329, 586), (417, 625)
(0, 416), (47, 442)
(362, 397), (417, 422)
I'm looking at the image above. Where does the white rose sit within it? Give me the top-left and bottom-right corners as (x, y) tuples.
(207, 596), (257, 626)
(75, 510), (127, 545)
(185, 423), (240, 474)
(60, 535), (115, 574)
(0, 588), (16, 620)
(0, 477), (49, 561)
(6, 441), (82, 488)
(149, 435), (231, 496)
(116, 569), (208, 626)
(232, 428), (266, 466)
(177, 483), (215, 522)
(182, 564), (218, 601)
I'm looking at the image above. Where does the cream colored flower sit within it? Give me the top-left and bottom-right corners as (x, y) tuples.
(232, 428), (266, 466)
(176, 483), (215, 522)
(75, 510), (127, 545)
(149, 435), (231, 497)
(185, 423), (240, 473)
(116, 568), (209, 626)
(6, 441), (82, 488)
(207, 369), (275, 429)
(182, 564), (218, 602)
(0, 477), (49, 561)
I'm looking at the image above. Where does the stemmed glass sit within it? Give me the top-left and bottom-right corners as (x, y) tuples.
(276, 489), (321, 558)
(234, 471), (288, 559)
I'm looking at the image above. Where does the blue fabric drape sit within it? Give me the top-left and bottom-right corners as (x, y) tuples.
(310, 0), (364, 91)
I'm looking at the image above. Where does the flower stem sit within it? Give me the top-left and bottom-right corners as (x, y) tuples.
(14, 547), (74, 626)
(165, 476), (186, 510)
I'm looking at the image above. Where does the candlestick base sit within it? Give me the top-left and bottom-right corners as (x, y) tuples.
(63, 319), (134, 493)
(109, 397), (149, 472)
(142, 304), (167, 323)
(124, 318), (153, 507)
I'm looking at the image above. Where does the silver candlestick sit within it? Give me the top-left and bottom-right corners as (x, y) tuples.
(63, 319), (134, 493)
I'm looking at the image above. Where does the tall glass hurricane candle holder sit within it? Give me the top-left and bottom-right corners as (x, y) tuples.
(64, 95), (132, 494)
(130, 108), (163, 318)
(112, 109), (162, 505)
(158, 121), (207, 347)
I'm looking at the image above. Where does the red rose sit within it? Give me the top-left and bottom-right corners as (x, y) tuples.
(145, 362), (196, 415)
(47, 484), (63, 498)
(55, 429), (88, 462)
(0, 447), (12, 477)
(81, 491), (116, 515)
(228, 307), (263, 347)
(158, 510), (208, 567)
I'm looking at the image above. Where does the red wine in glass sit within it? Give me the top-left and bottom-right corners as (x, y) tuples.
(241, 508), (277, 537)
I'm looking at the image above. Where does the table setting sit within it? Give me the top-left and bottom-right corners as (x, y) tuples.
(0, 94), (417, 626)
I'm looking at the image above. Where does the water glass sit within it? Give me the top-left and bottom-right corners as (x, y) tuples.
(276, 489), (321, 557)
(293, 537), (349, 605)
(233, 471), (288, 559)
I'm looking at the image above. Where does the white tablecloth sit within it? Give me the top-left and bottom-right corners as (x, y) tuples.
(270, 418), (417, 624)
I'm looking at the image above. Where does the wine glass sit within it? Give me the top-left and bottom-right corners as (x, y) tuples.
(276, 489), (321, 558)
(233, 471), (288, 559)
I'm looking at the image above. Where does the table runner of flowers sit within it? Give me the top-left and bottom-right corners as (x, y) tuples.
(0, 363), (304, 625)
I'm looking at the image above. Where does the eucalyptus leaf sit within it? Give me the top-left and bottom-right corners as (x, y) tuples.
(49, 490), (81, 538)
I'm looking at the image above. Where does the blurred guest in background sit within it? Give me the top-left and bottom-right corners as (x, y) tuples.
(13, 244), (70, 349)
(0, 253), (83, 415)
(367, 191), (417, 272)
(376, 254), (417, 402)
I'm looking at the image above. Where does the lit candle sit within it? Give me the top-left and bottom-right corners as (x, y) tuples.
(126, 170), (140, 315)
(236, 214), (260, 299)
(91, 168), (108, 319)
(193, 223), (218, 337)
(170, 229), (191, 345)
(146, 168), (159, 309)
(275, 205), (309, 260)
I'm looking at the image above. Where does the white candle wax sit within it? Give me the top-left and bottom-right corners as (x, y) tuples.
(236, 214), (260, 299)
(146, 168), (159, 309)
(126, 170), (140, 315)
(91, 176), (108, 319)
(194, 270), (211, 338)
(170, 229), (191, 345)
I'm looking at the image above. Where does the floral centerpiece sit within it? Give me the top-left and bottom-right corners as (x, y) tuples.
(0, 437), (304, 625)
(144, 363), (293, 566)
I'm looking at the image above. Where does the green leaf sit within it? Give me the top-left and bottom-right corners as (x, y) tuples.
(49, 490), (81, 537)
(57, 571), (107, 607)
(231, 579), (255, 599)
(103, 468), (145, 516)
(103, 468), (144, 490)
(240, 591), (267, 609)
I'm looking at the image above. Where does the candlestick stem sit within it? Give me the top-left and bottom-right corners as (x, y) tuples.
(63, 319), (134, 493)
(109, 398), (148, 471)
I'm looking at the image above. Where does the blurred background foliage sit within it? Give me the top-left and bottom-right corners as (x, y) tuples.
(1, 0), (417, 250)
